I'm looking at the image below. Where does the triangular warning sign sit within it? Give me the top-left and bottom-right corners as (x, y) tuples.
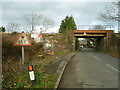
(14, 31), (31, 46)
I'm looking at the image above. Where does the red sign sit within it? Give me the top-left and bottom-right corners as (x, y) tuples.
(14, 31), (31, 46)
(38, 35), (43, 37)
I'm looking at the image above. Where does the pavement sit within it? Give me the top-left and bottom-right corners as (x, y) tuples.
(59, 48), (119, 88)
(45, 51), (77, 77)
(45, 51), (77, 88)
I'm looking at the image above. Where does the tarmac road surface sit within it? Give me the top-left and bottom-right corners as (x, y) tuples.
(59, 48), (118, 88)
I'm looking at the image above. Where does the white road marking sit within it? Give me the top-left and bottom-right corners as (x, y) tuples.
(90, 53), (119, 73)
(106, 64), (119, 72)
(89, 53), (92, 54)
(89, 53), (100, 61)
(93, 55), (100, 61)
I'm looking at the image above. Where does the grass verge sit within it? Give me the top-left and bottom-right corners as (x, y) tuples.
(2, 71), (56, 88)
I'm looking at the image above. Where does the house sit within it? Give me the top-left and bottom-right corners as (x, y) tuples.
(31, 33), (43, 43)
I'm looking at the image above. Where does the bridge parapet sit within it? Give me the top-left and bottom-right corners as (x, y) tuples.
(77, 25), (114, 30)
(74, 30), (106, 33)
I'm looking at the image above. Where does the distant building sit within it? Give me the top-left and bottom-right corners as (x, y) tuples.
(31, 33), (43, 43)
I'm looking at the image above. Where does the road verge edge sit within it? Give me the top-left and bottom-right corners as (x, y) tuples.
(54, 51), (77, 89)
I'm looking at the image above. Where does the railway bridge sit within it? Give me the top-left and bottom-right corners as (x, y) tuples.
(67, 25), (114, 51)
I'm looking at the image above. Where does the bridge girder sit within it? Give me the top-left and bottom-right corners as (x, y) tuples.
(67, 30), (114, 51)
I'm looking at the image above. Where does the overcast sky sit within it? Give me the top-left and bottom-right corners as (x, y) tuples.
(1, 1), (119, 33)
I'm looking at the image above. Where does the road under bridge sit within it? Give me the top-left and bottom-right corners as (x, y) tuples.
(68, 30), (114, 51)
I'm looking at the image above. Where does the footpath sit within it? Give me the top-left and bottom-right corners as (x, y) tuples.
(45, 51), (77, 88)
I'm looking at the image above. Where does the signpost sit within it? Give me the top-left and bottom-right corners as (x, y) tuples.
(22, 46), (24, 73)
(14, 31), (31, 73)
(38, 34), (43, 43)
(28, 64), (36, 85)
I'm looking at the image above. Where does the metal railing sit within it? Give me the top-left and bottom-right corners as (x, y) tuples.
(77, 25), (114, 30)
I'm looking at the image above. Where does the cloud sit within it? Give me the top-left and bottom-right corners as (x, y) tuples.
(1, 2), (115, 32)
(1, 0), (119, 2)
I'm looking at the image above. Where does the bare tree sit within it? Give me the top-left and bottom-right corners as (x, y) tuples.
(98, 2), (120, 23)
(24, 12), (41, 33)
(39, 17), (54, 34)
(7, 22), (19, 33)
(24, 12), (54, 34)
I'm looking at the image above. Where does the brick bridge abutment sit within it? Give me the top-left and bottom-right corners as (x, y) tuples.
(67, 30), (119, 57)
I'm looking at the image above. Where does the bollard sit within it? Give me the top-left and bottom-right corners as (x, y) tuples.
(28, 64), (36, 85)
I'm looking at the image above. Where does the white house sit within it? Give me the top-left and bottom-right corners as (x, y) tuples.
(31, 33), (43, 43)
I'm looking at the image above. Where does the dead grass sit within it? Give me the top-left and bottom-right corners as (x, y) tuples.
(2, 32), (71, 88)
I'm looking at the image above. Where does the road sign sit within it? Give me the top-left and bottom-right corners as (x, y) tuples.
(38, 35), (43, 37)
(14, 31), (31, 73)
(14, 31), (31, 46)
(83, 32), (86, 36)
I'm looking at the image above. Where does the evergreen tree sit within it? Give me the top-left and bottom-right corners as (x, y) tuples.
(0, 26), (6, 32)
(59, 15), (79, 50)
(59, 15), (77, 33)
(75, 38), (80, 50)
